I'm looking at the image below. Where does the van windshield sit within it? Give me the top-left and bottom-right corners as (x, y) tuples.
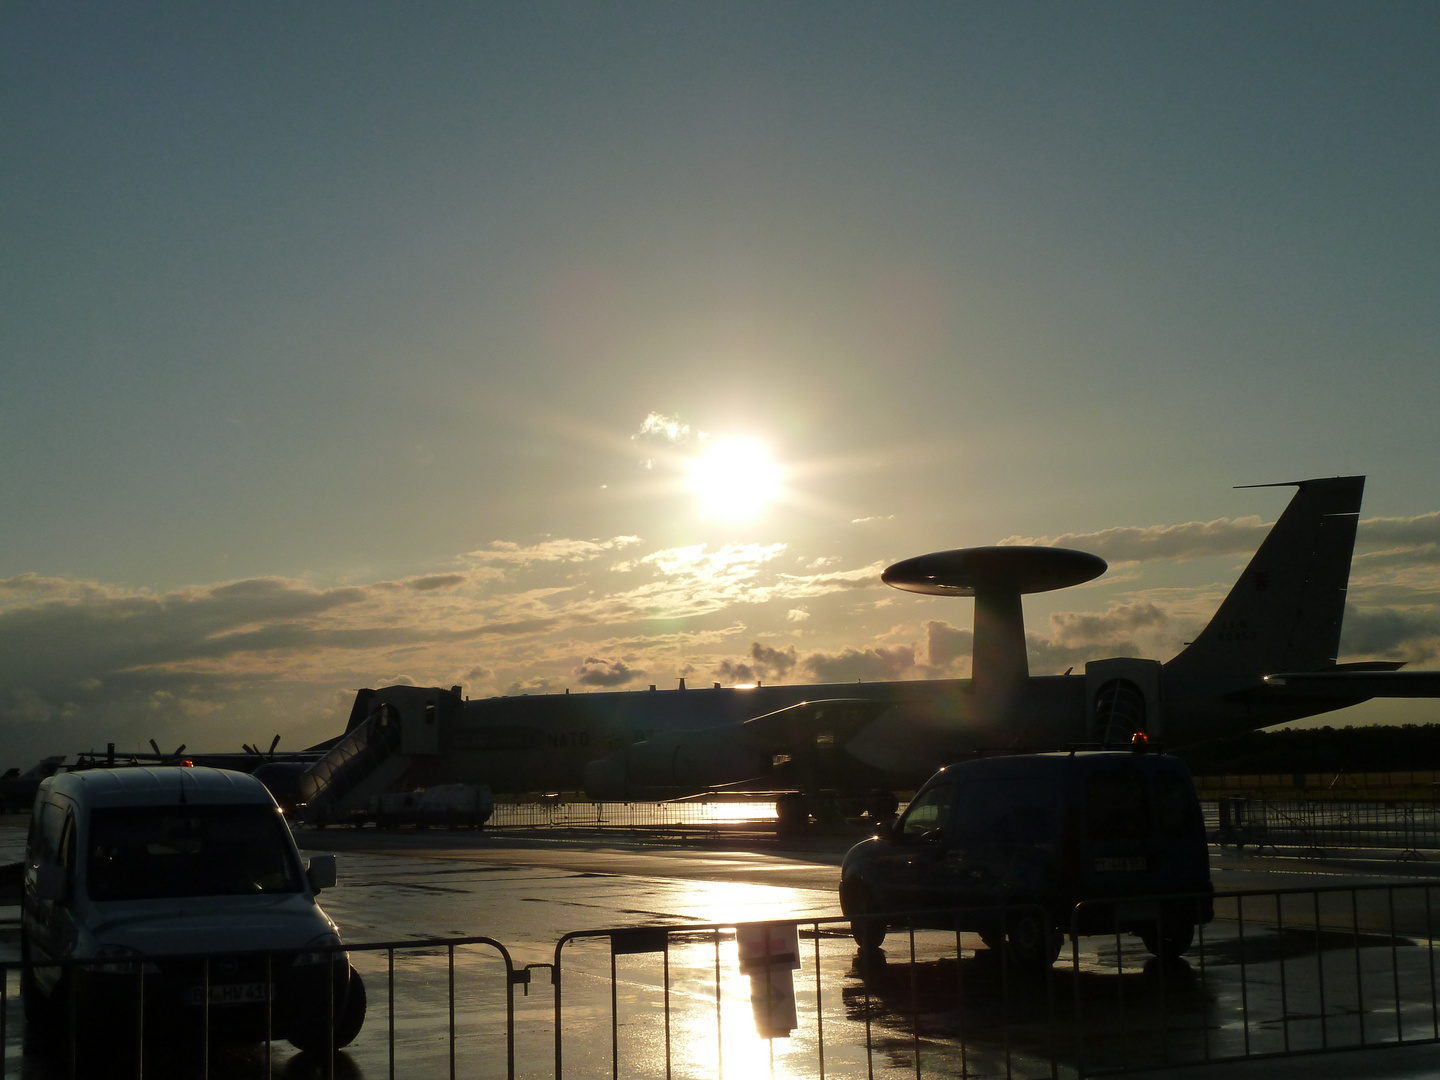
(87, 805), (303, 901)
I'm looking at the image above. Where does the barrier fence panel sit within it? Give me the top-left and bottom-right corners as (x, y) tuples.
(1069, 882), (1440, 1076)
(2, 935), (521, 1080)
(550, 907), (1067, 1080)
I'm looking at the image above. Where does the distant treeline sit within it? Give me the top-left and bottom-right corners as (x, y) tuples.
(1175, 725), (1440, 775)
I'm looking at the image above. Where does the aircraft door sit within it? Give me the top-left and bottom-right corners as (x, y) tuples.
(392, 685), (463, 756)
(1085, 659), (1163, 744)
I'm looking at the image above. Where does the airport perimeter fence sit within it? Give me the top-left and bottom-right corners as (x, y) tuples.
(9, 882), (1440, 1080)
(1203, 798), (1440, 856)
(488, 799), (779, 830)
(484, 797), (1440, 858)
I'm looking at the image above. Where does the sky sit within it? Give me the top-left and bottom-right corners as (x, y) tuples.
(3, 2), (1439, 769)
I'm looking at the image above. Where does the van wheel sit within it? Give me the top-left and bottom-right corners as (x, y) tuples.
(334, 969), (367, 1048)
(1139, 919), (1194, 960)
(288, 966), (367, 1053)
(846, 887), (887, 949)
(1006, 912), (1061, 968)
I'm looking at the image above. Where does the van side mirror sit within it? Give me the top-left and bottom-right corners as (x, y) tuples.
(307, 855), (337, 892)
(34, 865), (68, 903)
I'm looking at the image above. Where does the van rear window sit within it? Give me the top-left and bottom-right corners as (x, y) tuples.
(87, 805), (302, 901)
(1154, 770), (1196, 835)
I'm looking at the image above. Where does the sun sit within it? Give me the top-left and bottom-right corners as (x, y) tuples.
(687, 437), (781, 520)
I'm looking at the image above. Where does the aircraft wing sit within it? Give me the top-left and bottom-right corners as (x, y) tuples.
(583, 698), (896, 799)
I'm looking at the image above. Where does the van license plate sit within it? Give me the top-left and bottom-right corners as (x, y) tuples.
(1094, 856), (1147, 872)
(184, 982), (271, 1007)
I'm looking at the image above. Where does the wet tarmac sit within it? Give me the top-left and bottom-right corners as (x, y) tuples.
(6, 821), (1440, 1078)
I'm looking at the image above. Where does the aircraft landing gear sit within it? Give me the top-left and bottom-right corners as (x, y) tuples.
(775, 793), (810, 833)
(864, 789), (899, 829)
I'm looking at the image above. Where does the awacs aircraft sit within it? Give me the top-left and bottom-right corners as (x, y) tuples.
(295, 476), (1440, 822)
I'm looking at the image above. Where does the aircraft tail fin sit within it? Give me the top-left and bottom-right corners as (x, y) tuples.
(1165, 476), (1364, 683)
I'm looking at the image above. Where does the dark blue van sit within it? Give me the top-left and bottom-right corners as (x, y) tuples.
(839, 750), (1213, 965)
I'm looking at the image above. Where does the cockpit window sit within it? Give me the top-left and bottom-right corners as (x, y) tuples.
(87, 805), (302, 901)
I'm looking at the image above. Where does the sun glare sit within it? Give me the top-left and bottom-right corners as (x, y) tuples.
(687, 438), (781, 520)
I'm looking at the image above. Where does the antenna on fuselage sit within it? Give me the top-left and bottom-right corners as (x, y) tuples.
(882, 545), (1106, 726)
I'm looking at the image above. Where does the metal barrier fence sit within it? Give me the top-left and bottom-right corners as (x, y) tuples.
(546, 884), (1440, 1079)
(7, 883), (1440, 1079)
(2, 935), (525, 1080)
(1205, 798), (1440, 856)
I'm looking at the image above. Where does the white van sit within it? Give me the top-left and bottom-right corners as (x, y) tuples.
(21, 767), (365, 1059)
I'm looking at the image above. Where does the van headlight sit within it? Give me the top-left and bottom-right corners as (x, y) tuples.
(293, 931), (346, 967)
(93, 944), (160, 975)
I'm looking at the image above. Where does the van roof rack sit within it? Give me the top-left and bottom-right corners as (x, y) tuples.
(1064, 736), (1165, 756)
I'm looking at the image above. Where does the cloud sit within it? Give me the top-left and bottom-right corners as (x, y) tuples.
(573, 657), (644, 687)
(631, 412), (698, 468)
(714, 659), (759, 685)
(1359, 511), (1440, 549)
(466, 536), (642, 565)
(1000, 602), (1183, 675)
(1047, 602), (1172, 648)
(776, 562), (887, 597)
(802, 645), (917, 683)
(633, 542), (787, 577)
(503, 676), (559, 696)
(1000, 516), (1270, 564)
(633, 412), (692, 443)
(1000, 511), (1440, 570)
(407, 574), (467, 591)
(1351, 514), (1440, 582)
(715, 642), (797, 685)
(586, 549), (884, 626)
(786, 608), (810, 623)
(1339, 609), (1440, 666)
(923, 620), (972, 669)
(0, 569), (566, 767)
